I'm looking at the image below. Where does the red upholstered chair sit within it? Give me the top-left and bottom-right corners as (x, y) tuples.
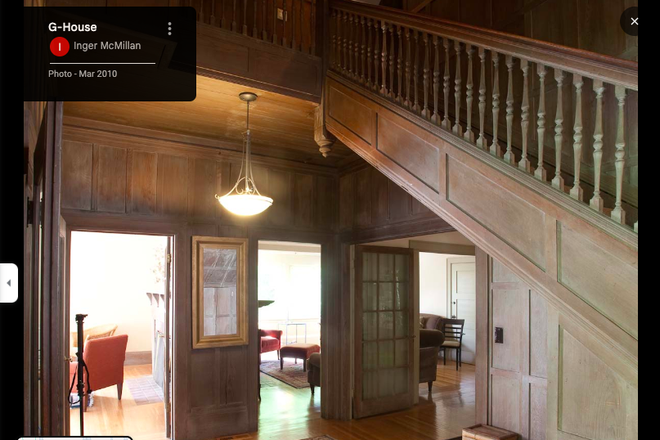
(259, 329), (283, 360)
(69, 334), (129, 411)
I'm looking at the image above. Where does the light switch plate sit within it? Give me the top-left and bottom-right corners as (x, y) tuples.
(494, 327), (504, 344)
(0, 263), (18, 303)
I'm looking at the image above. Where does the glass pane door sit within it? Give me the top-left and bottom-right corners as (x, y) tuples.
(355, 246), (414, 418)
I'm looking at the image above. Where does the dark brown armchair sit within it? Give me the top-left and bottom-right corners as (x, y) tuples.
(307, 352), (321, 395)
(419, 329), (445, 393)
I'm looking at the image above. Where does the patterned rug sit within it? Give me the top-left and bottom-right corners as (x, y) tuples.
(125, 375), (164, 405)
(259, 359), (310, 389)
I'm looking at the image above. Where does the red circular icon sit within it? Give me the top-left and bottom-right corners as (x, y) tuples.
(50, 37), (70, 57)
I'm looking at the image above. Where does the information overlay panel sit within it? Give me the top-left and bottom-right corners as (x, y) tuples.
(24, 7), (196, 101)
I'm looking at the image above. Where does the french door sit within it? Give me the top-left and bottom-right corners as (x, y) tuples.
(354, 246), (415, 418)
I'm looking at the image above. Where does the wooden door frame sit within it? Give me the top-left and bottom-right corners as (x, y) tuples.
(60, 212), (183, 437)
(247, 227), (338, 423)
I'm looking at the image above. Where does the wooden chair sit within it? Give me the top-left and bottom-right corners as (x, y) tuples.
(440, 318), (465, 370)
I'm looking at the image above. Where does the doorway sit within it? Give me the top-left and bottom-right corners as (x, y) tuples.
(67, 231), (173, 440)
(256, 240), (323, 434)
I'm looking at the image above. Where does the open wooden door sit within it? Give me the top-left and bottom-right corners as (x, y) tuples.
(164, 236), (173, 438)
(354, 246), (415, 419)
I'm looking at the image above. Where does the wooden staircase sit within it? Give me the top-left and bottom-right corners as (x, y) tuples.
(323, 2), (638, 437)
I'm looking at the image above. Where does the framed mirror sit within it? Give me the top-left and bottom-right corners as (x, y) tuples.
(192, 236), (248, 349)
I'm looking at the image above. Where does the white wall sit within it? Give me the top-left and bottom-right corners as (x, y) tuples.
(70, 232), (168, 353)
(419, 252), (466, 317)
(258, 245), (322, 347)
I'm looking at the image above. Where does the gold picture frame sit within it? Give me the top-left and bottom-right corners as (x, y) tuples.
(192, 236), (248, 349)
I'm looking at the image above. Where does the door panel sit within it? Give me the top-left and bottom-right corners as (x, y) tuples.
(448, 258), (476, 364)
(354, 246), (415, 419)
(164, 237), (172, 438)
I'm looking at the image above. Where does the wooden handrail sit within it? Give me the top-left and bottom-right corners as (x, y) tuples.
(330, 0), (638, 90)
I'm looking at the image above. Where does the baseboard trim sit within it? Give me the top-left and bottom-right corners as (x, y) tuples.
(125, 350), (152, 366)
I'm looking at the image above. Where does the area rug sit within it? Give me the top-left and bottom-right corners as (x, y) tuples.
(259, 359), (310, 389)
(125, 375), (164, 405)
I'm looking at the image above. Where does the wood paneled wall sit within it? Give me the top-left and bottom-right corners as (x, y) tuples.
(403, 0), (638, 61)
(59, 119), (340, 439)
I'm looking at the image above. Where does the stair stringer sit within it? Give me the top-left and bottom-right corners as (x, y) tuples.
(325, 73), (638, 369)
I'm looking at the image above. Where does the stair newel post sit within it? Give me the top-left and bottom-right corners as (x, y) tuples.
(404, 27), (411, 108)
(589, 79), (605, 212)
(477, 47), (487, 149)
(570, 74), (584, 201)
(453, 40), (463, 135)
(518, 59), (531, 172)
(388, 24), (395, 98)
(421, 32), (430, 119)
(490, 50), (502, 157)
(535, 63), (548, 180)
(381, 20), (388, 96)
(611, 85), (627, 225)
(442, 38), (450, 129)
(551, 69), (565, 191)
(396, 25), (403, 103)
(464, 44), (475, 142)
(373, 19), (380, 92)
(431, 35), (440, 124)
(413, 30), (420, 112)
(504, 55), (516, 165)
(361, 17), (367, 85)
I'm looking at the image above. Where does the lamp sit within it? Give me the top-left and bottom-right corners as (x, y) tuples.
(216, 92), (273, 216)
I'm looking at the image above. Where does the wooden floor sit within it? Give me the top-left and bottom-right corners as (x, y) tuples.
(71, 361), (475, 440)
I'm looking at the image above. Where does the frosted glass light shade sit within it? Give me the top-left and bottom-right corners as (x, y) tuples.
(219, 194), (273, 216)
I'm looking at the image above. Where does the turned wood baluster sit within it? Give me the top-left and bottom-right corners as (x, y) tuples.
(343, 12), (349, 76)
(253, 0), (258, 37)
(262, 0), (267, 39)
(330, 10), (336, 69)
(272, 0), (278, 43)
(535, 64), (547, 180)
(300, 0), (304, 52)
(291, 0), (297, 50)
(442, 38), (450, 129)
(210, 0), (215, 26)
(232, 0), (238, 31)
(381, 21), (388, 95)
(589, 79), (605, 212)
(504, 55), (515, 164)
(404, 28), (411, 108)
(361, 17), (367, 84)
(551, 69), (565, 191)
(282, 0), (288, 47)
(355, 15), (361, 80)
(431, 35), (440, 124)
(413, 30), (420, 113)
(490, 51), (502, 157)
(477, 47), (487, 149)
(453, 41), (463, 135)
(346, 14), (353, 77)
(350, 14), (357, 79)
(199, 0), (205, 24)
(367, 19), (373, 88)
(373, 19), (380, 92)
(570, 74), (584, 201)
(311, 0), (316, 55)
(611, 85), (627, 225)
(464, 44), (475, 142)
(421, 33), (430, 119)
(242, 0), (248, 35)
(388, 24), (395, 98)
(396, 25), (403, 103)
(518, 59), (531, 172)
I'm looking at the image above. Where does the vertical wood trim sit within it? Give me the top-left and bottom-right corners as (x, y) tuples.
(544, 216), (558, 281)
(91, 143), (99, 211)
(412, 249), (420, 405)
(475, 247), (490, 425)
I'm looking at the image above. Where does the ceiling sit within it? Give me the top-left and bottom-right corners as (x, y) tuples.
(64, 75), (358, 168)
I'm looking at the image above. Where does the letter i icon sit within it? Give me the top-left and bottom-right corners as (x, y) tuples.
(50, 37), (70, 57)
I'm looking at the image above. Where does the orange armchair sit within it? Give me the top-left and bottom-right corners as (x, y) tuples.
(69, 334), (129, 411)
(259, 329), (283, 359)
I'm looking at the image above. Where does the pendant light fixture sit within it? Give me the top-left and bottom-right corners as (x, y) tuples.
(215, 92), (273, 216)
